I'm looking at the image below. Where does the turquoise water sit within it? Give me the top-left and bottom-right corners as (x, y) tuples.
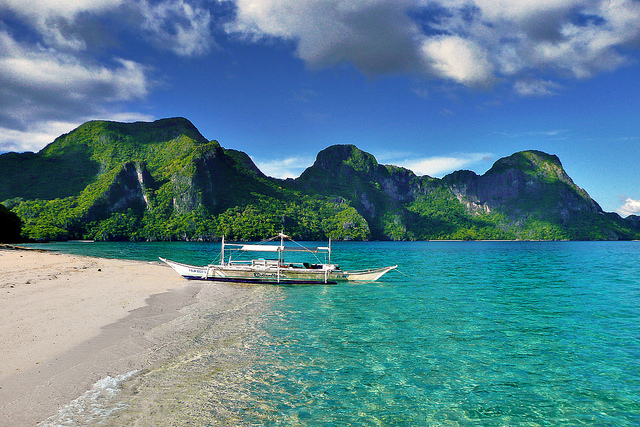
(30, 241), (640, 425)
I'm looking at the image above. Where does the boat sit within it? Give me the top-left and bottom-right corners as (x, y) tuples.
(160, 233), (397, 285)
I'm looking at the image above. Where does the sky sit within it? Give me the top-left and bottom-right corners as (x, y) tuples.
(0, 0), (638, 216)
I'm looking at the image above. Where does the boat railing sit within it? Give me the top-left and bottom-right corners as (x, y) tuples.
(251, 259), (280, 268)
(223, 260), (253, 266)
(220, 258), (339, 271)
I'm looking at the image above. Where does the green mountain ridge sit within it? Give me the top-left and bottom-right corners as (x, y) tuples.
(1, 117), (638, 242)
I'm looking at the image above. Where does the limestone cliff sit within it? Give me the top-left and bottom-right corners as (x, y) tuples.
(441, 151), (601, 223)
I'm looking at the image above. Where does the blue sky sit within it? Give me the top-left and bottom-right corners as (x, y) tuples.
(0, 0), (638, 216)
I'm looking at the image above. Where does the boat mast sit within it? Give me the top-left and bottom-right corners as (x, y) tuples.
(221, 235), (225, 266)
(277, 232), (285, 283)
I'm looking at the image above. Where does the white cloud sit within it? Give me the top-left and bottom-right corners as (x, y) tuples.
(396, 153), (493, 177)
(226, 0), (640, 89)
(473, 0), (581, 21)
(228, 0), (423, 73)
(252, 156), (315, 179)
(0, 0), (123, 19)
(2, 0), (640, 153)
(421, 36), (495, 86)
(139, 0), (214, 56)
(514, 79), (563, 96)
(0, 0), (124, 50)
(0, 121), (79, 153)
(617, 198), (640, 217)
(0, 30), (150, 151)
(0, 30), (148, 103)
(104, 112), (156, 123)
(0, 0), (214, 56)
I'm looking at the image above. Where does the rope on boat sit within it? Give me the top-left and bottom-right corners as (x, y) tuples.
(257, 233), (325, 265)
(393, 268), (415, 279)
(258, 235), (280, 243)
(287, 236), (324, 264)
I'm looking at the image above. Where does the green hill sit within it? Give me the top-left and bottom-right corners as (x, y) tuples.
(1, 118), (638, 241)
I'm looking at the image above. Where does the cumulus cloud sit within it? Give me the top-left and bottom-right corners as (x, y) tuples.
(421, 36), (495, 87)
(0, 0), (124, 50)
(0, 0), (123, 18)
(139, 0), (214, 56)
(226, 0), (640, 89)
(0, 30), (148, 114)
(0, 0), (214, 55)
(617, 198), (640, 217)
(396, 152), (493, 177)
(229, 0), (422, 73)
(0, 30), (149, 150)
(253, 155), (315, 179)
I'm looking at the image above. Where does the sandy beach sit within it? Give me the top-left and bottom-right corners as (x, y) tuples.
(0, 247), (201, 425)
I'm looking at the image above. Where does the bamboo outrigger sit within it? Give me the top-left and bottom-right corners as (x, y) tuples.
(160, 233), (397, 285)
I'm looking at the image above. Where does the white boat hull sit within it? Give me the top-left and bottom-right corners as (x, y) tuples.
(342, 266), (397, 281)
(160, 258), (396, 284)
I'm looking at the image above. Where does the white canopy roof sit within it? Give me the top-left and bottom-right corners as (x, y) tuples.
(237, 244), (283, 252)
(225, 243), (329, 253)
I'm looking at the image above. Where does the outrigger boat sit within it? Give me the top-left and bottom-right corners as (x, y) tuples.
(160, 233), (397, 285)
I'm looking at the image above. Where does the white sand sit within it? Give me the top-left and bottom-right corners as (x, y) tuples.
(0, 247), (200, 425)
(0, 248), (186, 380)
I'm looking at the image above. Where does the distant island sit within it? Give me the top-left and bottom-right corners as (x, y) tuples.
(1, 117), (638, 242)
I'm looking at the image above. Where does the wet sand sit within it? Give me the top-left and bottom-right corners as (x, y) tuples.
(0, 247), (204, 425)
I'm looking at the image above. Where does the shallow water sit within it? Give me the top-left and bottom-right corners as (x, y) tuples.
(30, 241), (640, 425)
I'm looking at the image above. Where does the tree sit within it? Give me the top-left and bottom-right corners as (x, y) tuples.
(0, 204), (22, 243)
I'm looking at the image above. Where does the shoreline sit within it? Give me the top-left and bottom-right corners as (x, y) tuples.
(0, 248), (201, 425)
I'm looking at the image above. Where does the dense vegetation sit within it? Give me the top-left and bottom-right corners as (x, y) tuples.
(3, 193), (370, 242)
(1, 118), (638, 242)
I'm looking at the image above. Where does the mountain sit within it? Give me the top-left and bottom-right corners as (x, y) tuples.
(1, 118), (638, 241)
(0, 118), (369, 241)
(296, 145), (638, 240)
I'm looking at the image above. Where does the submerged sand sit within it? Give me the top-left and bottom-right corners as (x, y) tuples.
(0, 247), (204, 425)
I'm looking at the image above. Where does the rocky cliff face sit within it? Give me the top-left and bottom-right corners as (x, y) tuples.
(441, 151), (602, 223)
(296, 145), (417, 235)
(187, 143), (268, 214)
(298, 145), (381, 193)
(82, 161), (154, 221)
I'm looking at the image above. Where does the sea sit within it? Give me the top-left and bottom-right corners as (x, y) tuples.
(25, 240), (640, 426)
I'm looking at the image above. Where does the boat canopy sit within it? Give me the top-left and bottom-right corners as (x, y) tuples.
(220, 234), (333, 270)
(225, 243), (329, 253)
(235, 244), (283, 252)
